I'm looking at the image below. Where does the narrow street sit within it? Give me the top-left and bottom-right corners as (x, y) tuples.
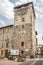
(0, 55), (43, 65)
(0, 58), (22, 65)
(20, 58), (43, 65)
(0, 59), (35, 65)
(0, 58), (43, 65)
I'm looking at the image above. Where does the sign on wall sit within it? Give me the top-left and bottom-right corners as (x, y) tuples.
(10, 50), (19, 56)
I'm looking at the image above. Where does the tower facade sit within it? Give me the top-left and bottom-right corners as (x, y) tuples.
(14, 2), (36, 57)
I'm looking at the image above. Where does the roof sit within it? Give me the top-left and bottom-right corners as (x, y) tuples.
(14, 2), (35, 18)
(0, 24), (13, 29)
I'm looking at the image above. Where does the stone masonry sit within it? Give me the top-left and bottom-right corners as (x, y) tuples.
(14, 2), (36, 57)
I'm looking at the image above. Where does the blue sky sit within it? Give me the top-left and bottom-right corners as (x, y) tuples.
(0, 0), (43, 45)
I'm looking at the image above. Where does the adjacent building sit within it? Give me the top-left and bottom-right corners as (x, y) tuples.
(0, 25), (13, 57)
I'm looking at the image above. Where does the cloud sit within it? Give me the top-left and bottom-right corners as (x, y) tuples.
(18, 0), (33, 3)
(37, 34), (43, 45)
(34, 0), (43, 19)
(1, 0), (43, 19)
(15, 0), (34, 6)
(0, 0), (14, 19)
(15, 0), (43, 19)
(40, 0), (43, 2)
(15, 0), (41, 18)
(15, 1), (21, 6)
(0, 20), (5, 26)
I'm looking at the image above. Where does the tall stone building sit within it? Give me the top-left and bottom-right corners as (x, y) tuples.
(14, 2), (36, 57)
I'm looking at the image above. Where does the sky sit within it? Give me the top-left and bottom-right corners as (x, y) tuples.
(0, 0), (43, 45)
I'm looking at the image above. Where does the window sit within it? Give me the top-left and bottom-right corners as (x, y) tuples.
(22, 25), (24, 29)
(6, 43), (8, 48)
(21, 42), (24, 46)
(1, 50), (3, 55)
(2, 43), (3, 48)
(3, 29), (4, 33)
(5, 38), (9, 48)
(42, 50), (43, 52)
(22, 18), (25, 22)
(7, 28), (9, 33)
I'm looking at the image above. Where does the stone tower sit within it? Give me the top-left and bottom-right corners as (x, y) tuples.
(14, 2), (36, 57)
